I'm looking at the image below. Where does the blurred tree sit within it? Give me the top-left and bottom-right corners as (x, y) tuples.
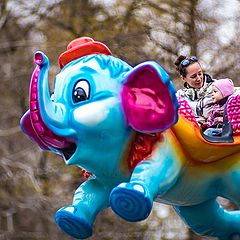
(142, 0), (240, 87)
(0, 1), (79, 239)
(23, 0), (154, 66)
(0, 0), (239, 239)
(33, 0), (240, 86)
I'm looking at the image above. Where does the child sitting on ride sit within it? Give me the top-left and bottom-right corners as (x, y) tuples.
(204, 78), (235, 137)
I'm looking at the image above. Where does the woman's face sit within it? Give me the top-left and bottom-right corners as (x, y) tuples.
(182, 62), (204, 89)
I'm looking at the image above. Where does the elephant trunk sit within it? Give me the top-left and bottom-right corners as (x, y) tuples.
(28, 51), (75, 150)
(34, 51), (67, 129)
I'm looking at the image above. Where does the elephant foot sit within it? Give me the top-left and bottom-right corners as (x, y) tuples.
(219, 233), (240, 240)
(55, 206), (92, 239)
(230, 233), (240, 240)
(110, 182), (152, 222)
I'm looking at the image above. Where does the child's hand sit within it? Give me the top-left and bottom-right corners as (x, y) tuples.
(213, 117), (223, 126)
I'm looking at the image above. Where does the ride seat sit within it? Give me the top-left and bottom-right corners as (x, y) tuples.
(177, 97), (198, 125)
(176, 96), (240, 143)
(226, 94), (240, 136)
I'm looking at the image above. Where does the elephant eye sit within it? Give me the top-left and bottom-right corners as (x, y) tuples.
(50, 92), (54, 101)
(72, 80), (90, 103)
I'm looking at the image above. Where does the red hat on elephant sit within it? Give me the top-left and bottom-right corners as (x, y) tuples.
(59, 37), (112, 69)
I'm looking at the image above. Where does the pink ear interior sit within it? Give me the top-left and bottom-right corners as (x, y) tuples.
(121, 63), (177, 133)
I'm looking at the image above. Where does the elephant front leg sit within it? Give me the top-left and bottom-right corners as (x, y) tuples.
(110, 143), (182, 222)
(55, 177), (111, 239)
(174, 198), (240, 240)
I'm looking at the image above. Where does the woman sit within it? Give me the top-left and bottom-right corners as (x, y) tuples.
(175, 55), (214, 126)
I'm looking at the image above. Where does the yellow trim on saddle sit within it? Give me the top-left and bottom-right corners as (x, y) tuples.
(171, 116), (240, 163)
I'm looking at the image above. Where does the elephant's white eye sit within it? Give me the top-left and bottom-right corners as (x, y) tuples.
(50, 93), (54, 101)
(72, 80), (90, 103)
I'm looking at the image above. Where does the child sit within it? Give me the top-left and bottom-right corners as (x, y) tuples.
(204, 78), (235, 136)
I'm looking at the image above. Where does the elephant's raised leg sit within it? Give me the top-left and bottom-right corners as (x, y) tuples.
(55, 177), (111, 239)
(110, 140), (182, 222)
(174, 198), (240, 240)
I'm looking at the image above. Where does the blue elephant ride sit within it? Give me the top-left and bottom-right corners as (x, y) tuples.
(20, 37), (240, 240)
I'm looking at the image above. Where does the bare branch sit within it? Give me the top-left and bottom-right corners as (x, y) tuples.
(0, 126), (20, 137)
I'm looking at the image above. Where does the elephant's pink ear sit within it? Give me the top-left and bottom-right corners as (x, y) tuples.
(121, 61), (178, 133)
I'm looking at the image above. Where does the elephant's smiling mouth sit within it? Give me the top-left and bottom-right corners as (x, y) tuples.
(61, 143), (77, 160)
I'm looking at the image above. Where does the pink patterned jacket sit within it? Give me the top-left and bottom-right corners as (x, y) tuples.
(206, 97), (228, 128)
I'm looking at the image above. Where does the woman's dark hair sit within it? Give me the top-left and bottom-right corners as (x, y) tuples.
(174, 55), (198, 77)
